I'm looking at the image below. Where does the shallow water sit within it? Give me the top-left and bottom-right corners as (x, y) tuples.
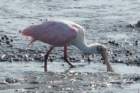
(1, 61), (140, 75)
(0, 62), (140, 93)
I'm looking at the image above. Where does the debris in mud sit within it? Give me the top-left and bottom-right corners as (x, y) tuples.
(0, 54), (7, 61)
(123, 74), (140, 82)
(135, 40), (138, 46)
(5, 77), (18, 84)
(69, 57), (77, 62)
(126, 24), (134, 28)
(130, 76), (140, 82)
(29, 81), (39, 84)
(111, 59), (124, 63)
(110, 80), (122, 85)
(125, 50), (132, 56)
(0, 81), (7, 85)
(108, 40), (119, 47)
(110, 79), (134, 88)
(124, 55), (140, 66)
(24, 87), (39, 90)
(0, 35), (13, 47)
(126, 20), (140, 29)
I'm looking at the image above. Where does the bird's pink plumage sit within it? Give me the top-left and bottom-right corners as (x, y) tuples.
(22, 20), (78, 46)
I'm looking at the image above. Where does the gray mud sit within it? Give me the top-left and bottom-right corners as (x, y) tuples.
(0, 0), (140, 93)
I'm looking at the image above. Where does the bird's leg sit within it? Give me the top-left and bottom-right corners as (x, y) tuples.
(101, 48), (113, 72)
(64, 45), (74, 68)
(44, 46), (54, 72)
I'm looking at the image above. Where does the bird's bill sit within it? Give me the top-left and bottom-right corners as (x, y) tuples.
(101, 50), (114, 72)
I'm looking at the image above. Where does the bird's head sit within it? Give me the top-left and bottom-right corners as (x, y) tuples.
(82, 43), (113, 72)
(19, 25), (38, 48)
(20, 25), (34, 37)
(19, 25), (37, 43)
(82, 43), (107, 56)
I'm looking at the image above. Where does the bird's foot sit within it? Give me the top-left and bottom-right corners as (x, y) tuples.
(64, 58), (75, 68)
(44, 67), (47, 72)
(70, 64), (75, 68)
(107, 67), (114, 72)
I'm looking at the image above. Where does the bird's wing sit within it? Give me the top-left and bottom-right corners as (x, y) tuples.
(39, 22), (77, 45)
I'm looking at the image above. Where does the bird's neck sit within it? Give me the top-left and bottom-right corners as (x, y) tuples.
(73, 41), (99, 54)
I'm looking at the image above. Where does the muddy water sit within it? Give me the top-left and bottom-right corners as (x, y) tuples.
(0, 0), (140, 93)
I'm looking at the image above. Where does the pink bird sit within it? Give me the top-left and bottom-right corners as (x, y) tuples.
(21, 19), (113, 72)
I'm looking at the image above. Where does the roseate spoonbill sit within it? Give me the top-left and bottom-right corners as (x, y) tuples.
(21, 19), (113, 72)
